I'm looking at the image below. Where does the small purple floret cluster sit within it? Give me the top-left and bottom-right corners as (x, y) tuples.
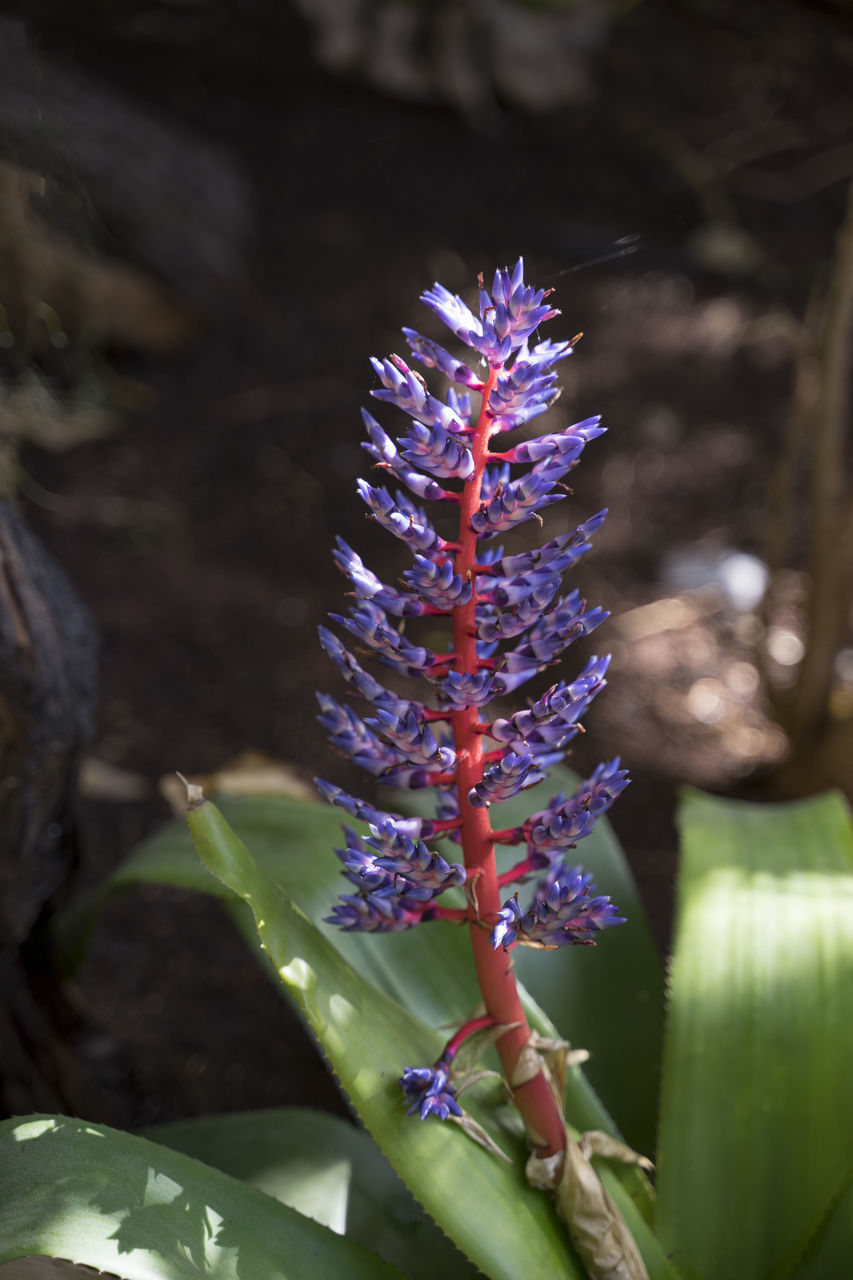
(316, 259), (627, 952)
(493, 870), (624, 951)
(399, 1060), (462, 1121)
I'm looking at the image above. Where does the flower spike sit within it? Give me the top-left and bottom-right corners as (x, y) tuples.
(317, 261), (628, 1166)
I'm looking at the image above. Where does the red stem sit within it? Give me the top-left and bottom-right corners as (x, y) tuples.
(450, 367), (565, 1159)
(444, 1013), (498, 1062)
(497, 858), (537, 889)
(428, 817), (462, 834)
(428, 905), (470, 924)
(490, 826), (524, 846)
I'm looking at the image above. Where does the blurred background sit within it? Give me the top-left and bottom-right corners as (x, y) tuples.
(0, 0), (851, 1131)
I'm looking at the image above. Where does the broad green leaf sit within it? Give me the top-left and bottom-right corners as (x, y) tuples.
(0, 1113), (405, 1278)
(184, 795), (585, 1280)
(657, 790), (853, 1280)
(65, 792), (675, 1273)
(147, 1107), (478, 1280)
(70, 793), (477, 1028)
(185, 797), (681, 1280)
(789, 1175), (853, 1279)
(82, 795), (629, 1141)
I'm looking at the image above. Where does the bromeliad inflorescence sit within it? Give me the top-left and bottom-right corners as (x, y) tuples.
(317, 259), (627, 1160)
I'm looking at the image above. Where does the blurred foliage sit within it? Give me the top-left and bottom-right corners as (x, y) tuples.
(761, 182), (853, 798)
(0, 157), (194, 494)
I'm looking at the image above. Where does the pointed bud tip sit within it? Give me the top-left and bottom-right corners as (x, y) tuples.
(177, 771), (206, 811)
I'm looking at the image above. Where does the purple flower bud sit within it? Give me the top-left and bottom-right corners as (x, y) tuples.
(468, 751), (545, 808)
(317, 627), (406, 711)
(356, 480), (445, 555)
(501, 592), (609, 675)
(516, 337), (575, 372)
(491, 655), (611, 751)
(476, 583), (558, 642)
(333, 539), (429, 617)
(325, 886), (425, 933)
(491, 871), (624, 950)
(446, 387), (474, 426)
(403, 327), (481, 389)
(400, 421), (475, 480)
(495, 512), (607, 578)
(335, 825), (391, 891)
(525, 759), (630, 856)
(365, 820), (466, 895)
(330, 601), (438, 677)
(479, 463), (512, 503)
(371, 355), (468, 435)
(470, 469), (564, 539)
(328, 814), (465, 927)
(399, 1062), (462, 1120)
(315, 779), (438, 839)
(476, 261), (560, 363)
(433, 670), (497, 710)
(488, 343), (571, 431)
(501, 416), (605, 471)
(422, 259), (559, 368)
(490, 896), (524, 950)
(403, 555), (472, 611)
(533, 859), (592, 903)
(420, 283), (482, 349)
(360, 411), (452, 502)
(378, 763), (449, 791)
(367, 706), (456, 770)
(316, 692), (408, 776)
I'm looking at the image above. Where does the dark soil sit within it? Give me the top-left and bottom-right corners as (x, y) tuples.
(11, 0), (853, 1128)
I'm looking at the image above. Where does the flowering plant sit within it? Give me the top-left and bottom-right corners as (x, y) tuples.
(314, 260), (630, 1176)
(2, 262), (851, 1280)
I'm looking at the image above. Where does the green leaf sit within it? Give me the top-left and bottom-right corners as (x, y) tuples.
(657, 789), (853, 1280)
(184, 795), (584, 1280)
(789, 1174), (853, 1279)
(82, 794), (627, 1141)
(68, 793), (676, 1276)
(0, 1113), (406, 1278)
(147, 1107), (479, 1280)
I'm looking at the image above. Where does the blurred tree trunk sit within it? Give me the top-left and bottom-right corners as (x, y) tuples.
(763, 182), (853, 797)
(0, 498), (97, 1114)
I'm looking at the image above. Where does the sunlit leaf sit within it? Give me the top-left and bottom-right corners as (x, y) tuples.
(657, 789), (853, 1280)
(0, 1114), (406, 1279)
(184, 794), (585, 1280)
(82, 794), (635, 1144)
(64, 792), (674, 1274)
(147, 1107), (478, 1280)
